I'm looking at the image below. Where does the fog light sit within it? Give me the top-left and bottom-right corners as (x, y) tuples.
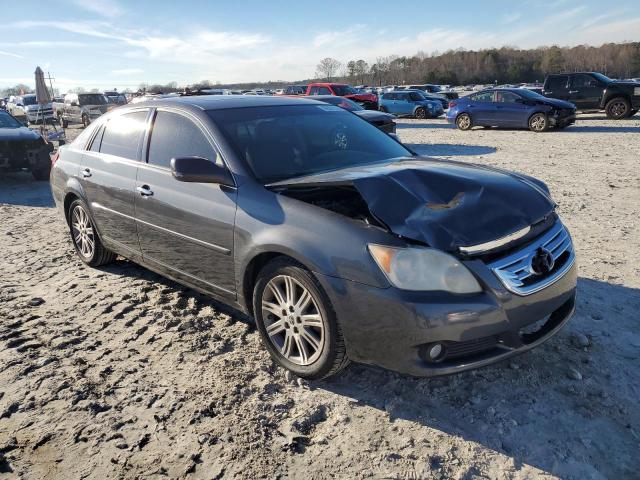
(428, 343), (444, 361)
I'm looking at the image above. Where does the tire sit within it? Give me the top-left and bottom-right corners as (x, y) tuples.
(31, 165), (51, 181)
(67, 199), (116, 267)
(414, 107), (426, 119)
(81, 114), (90, 128)
(605, 97), (630, 119)
(456, 113), (472, 130)
(252, 258), (350, 380)
(528, 113), (548, 132)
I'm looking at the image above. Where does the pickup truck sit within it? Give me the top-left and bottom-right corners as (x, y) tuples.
(306, 83), (378, 110)
(542, 72), (640, 119)
(7, 94), (55, 125)
(53, 93), (110, 128)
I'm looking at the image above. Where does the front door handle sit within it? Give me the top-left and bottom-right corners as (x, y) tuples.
(136, 185), (154, 197)
(82, 168), (91, 178)
(569, 90), (578, 94)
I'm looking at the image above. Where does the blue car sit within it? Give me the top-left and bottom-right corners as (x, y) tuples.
(379, 90), (444, 119)
(447, 88), (576, 132)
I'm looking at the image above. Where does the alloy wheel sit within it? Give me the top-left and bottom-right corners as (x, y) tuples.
(261, 275), (325, 366)
(71, 205), (95, 259)
(457, 114), (471, 130)
(610, 101), (627, 118)
(530, 114), (546, 132)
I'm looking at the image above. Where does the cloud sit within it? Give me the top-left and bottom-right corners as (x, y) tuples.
(68, 0), (126, 18)
(0, 50), (23, 59)
(502, 13), (522, 24)
(111, 68), (144, 76)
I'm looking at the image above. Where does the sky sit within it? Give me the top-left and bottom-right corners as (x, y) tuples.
(1, 0), (639, 92)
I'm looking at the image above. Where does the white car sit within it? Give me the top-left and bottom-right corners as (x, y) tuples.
(8, 94), (54, 124)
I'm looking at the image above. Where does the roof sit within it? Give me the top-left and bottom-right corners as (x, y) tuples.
(134, 94), (322, 111)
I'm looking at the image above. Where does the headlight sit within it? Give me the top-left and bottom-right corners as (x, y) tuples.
(368, 244), (482, 293)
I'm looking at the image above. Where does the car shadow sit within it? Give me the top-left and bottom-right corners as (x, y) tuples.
(0, 172), (54, 207)
(312, 277), (640, 479)
(564, 125), (640, 133)
(407, 143), (497, 157)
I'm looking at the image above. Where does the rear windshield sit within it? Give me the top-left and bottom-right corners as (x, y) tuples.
(79, 94), (107, 105)
(0, 111), (23, 128)
(207, 105), (410, 183)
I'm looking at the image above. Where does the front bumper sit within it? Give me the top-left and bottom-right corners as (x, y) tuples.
(316, 240), (577, 377)
(26, 111), (55, 123)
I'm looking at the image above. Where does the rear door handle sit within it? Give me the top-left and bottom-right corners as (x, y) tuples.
(569, 90), (578, 94)
(82, 168), (91, 178)
(136, 185), (154, 197)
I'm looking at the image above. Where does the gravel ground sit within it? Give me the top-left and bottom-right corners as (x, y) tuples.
(1, 116), (639, 480)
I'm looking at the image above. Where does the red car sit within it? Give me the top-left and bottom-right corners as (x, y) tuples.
(306, 83), (378, 110)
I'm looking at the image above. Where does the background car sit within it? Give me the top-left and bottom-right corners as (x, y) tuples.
(447, 88), (576, 132)
(406, 84), (459, 100)
(0, 109), (53, 180)
(8, 94), (55, 125)
(311, 95), (396, 133)
(379, 90), (443, 118)
(306, 83), (378, 110)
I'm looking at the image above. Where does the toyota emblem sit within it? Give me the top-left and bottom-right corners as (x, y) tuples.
(530, 247), (555, 275)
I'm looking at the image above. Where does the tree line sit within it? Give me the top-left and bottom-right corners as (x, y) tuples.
(315, 42), (640, 86)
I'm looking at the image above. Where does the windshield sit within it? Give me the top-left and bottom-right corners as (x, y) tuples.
(319, 96), (363, 111)
(0, 111), (23, 128)
(208, 105), (410, 183)
(79, 94), (107, 105)
(332, 85), (357, 96)
(22, 96), (37, 106)
(591, 72), (613, 84)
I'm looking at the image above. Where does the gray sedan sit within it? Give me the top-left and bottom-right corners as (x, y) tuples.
(50, 95), (576, 379)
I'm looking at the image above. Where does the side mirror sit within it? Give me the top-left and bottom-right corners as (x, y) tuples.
(171, 156), (234, 185)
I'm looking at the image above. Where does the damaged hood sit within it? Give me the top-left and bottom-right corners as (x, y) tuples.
(269, 158), (556, 252)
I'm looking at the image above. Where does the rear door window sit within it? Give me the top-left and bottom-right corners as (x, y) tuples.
(147, 110), (218, 169)
(99, 110), (148, 160)
(471, 91), (494, 102)
(495, 91), (520, 103)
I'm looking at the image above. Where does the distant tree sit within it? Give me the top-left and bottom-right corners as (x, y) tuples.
(1, 83), (33, 96)
(347, 60), (357, 78)
(354, 60), (369, 83)
(316, 57), (341, 80)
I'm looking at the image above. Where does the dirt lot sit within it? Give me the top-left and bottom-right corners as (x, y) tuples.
(1, 116), (639, 480)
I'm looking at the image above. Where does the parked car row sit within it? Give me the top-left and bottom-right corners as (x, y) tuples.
(0, 108), (53, 179)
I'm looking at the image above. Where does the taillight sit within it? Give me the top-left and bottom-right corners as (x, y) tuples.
(449, 101), (457, 108)
(50, 151), (60, 166)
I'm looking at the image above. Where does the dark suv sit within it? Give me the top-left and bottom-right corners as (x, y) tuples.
(543, 72), (640, 119)
(50, 96), (576, 380)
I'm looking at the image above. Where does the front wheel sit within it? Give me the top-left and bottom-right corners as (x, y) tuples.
(253, 258), (349, 380)
(68, 199), (116, 267)
(605, 97), (630, 119)
(456, 113), (472, 130)
(528, 113), (548, 132)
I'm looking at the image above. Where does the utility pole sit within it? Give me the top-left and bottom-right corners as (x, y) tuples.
(45, 71), (56, 96)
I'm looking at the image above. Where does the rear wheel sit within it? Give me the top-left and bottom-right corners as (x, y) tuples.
(605, 97), (630, 119)
(414, 107), (426, 119)
(253, 258), (349, 380)
(456, 113), (472, 130)
(528, 113), (548, 132)
(68, 199), (116, 267)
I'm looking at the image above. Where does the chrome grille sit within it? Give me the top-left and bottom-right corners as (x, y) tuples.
(488, 221), (575, 296)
